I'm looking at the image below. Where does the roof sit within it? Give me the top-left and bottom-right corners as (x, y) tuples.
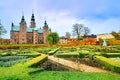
(97, 33), (114, 41)
(12, 25), (20, 31)
(11, 25), (43, 33)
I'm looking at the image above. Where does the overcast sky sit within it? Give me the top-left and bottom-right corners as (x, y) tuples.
(0, 0), (120, 39)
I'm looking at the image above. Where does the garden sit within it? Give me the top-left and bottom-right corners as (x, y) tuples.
(0, 45), (120, 80)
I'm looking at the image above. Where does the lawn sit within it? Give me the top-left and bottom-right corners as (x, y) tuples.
(31, 71), (120, 80)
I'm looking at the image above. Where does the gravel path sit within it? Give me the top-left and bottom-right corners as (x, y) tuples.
(48, 55), (107, 72)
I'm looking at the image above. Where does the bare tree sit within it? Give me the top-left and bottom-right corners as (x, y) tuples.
(65, 32), (71, 39)
(0, 20), (7, 38)
(72, 24), (84, 39)
(84, 27), (90, 37)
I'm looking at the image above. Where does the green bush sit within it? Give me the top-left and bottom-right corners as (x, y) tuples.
(94, 56), (120, 72)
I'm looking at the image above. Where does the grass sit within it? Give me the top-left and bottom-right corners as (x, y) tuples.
(31, 71), (120, 80)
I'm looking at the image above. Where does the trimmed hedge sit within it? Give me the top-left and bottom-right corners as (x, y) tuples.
(25, 54), (48, 67)
(79, 50), (90, 58)
(17, 54), (41, 57)
(94, 56), (120, 72)
(54, 53), (79, 58)
(37, 48), (52, 54)
(102, 53), (120, 58)
(47, 48), (59, 55)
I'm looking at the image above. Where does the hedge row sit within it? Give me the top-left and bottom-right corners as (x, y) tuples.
(17, 54), (41, 57)
(79, 50), (90, 58)
(54, 53), (79, 58)
(0, 45), (52, 49)
(102, 53), (120, 58)
(94, 56), (120, 72)
(79, 50), (101, 59)
(47, 48), (60, 55)
(25, 54), (48, 67)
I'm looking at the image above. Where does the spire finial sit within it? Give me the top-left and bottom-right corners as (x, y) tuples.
(22, 11), (24, 16)
(12, 22), (14, 27)
(44, 20), (48, 28)
(32, 9), (34, 14)
(31, 10), (35, 22)
(20, 11), (26, 24)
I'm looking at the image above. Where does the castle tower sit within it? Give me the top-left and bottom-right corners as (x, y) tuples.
(19, 15), (27, 44)
(43, 20), (49, 44)
(30, 13), (36, 28)
(33, 28), (38, 44)
(10, 22), (14, 44)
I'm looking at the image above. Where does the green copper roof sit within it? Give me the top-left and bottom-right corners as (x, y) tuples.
(33, 27), (38, 31)
(38, 28), (43, 33)
(12, 25), (43, 33)
(27, 27), (33, 32)
(12, 25), (20, 31)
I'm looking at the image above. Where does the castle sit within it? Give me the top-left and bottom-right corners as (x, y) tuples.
(10, 13), (51, 44)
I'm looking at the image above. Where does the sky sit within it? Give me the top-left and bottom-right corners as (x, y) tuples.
(0, 0), (120, 39)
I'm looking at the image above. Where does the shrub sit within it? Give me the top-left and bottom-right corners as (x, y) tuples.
(94, 56), (120, 72)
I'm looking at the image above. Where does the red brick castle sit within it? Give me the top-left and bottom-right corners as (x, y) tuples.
(10, 13), (51, 44)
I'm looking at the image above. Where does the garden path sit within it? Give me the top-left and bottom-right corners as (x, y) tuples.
(48, 55), (107, 72)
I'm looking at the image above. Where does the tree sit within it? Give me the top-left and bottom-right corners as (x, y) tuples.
(84, 27), (90, 37)
(65, 32), (71, 38)
(46, 32), (59, 44)
(72, 23), (90, 39)
(72, 24), (84, 39)
(0, 20), (7, 38)
(111, 31), (120, 40)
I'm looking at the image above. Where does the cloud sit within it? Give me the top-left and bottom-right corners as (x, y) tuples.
(39, 10), (120, 37)
(1, 0), (120, 39)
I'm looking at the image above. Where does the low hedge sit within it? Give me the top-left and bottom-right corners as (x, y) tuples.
(48, 48), (59, 55)
(102, 53), (120, 58)
(37, 48), (52, 54)
(17, 54), (41, 57)
(94, 56), (120, 72)
(79, 50), (89, 58)
(25, 54), (48, 67)
(87, 52), (101, 60)
(54, 53), (79, 58)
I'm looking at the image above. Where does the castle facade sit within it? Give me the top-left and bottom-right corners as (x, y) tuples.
(10, 13), (50, 44)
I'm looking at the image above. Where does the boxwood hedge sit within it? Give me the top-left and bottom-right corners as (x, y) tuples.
(94, 56), (120, 72)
